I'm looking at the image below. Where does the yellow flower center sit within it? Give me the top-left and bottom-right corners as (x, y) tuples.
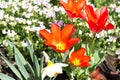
(47, 61), (54, 66)
(54, 72), (59, 76)
(72, 58), (80, 66)
(56, 42), (65, 51)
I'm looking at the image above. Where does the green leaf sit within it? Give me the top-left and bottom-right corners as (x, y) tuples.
(15, 54), (30, 79)
(26, 62), (35, 77)
(0, 52), (22, 80)
(40, 56), (44, 79)
(0, 73), (15, 80)
(7, 40), (27, 65)
(33, 55), (40, 80)
(26, 39), (40, 79)
(27, 39), (34, 62)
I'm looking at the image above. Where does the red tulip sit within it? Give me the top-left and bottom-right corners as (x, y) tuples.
(39, 23), (80, 52)
(84, 5), (114, 33)
(68, 48), (90, 67)
(59, 0), (86, 18)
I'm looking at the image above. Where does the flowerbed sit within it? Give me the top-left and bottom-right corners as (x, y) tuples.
(0, 0), (120, 80)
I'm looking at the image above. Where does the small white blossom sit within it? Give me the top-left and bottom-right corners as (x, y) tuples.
(59, 7), (66, 14)
(116, 6), (120, 13)
(110, 4), (116, 11)
(53, 6), (60, 12)
(33, 5), (39, 12)
(116, 48), (120, 55)
(78, 30), (82, 35)
(0, 10), (4, 20)
(26, 20), (32, 25)
(95, 30), (107, 38)
(25, 26), (31, 33)
(7, 30), (17, 38)
(106, 36), (117, 43)
(2, 29), (7, 34)
(21, 40), (27, 47)
(0, 1), (8, 8)
(44, 7), (56, 18)
(9, 16), (15, 21)
(118, 56), (120, 59)
(2, 40), (8, 47)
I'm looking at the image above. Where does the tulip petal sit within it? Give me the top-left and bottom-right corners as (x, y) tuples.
(105, 23), (114, 30)
(60, 0), (75, 11)
(39, 30), (51, 41)
(85, 5), (97, 23)
(77, 48), (86, 57)
(61, 24), (75, 41)
(87, 20), (99, 33)
(97, 6), (108, 26)
(76, 0), (86, 12)
(51, 23), (61, 43)
(68, 38), (80, 46)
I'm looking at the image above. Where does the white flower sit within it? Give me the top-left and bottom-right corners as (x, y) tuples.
(26, 20), (32, 25)
(53, 6), (60, 12)
(41, 51), (68, 80)
(110, 4), (116, 11)
(78, 30), (82, 35)
(106, 36), (117, 43)
(118, 55), (120, 60)
(7, 30), (17, 39)
(41, 62), (68, 80)
(116, 6), (120, 13)
(116, 48), (120, 55)
(95, 30), (107, 38)
(9, 16), (15, 21)
(0, 1), (8, 8)
(21, 40), (27, 47)
(44, 8), (56, 18)
(2, 29), (7, 34)
(59, 7), (66, 14)
(2, 40), (8, 47)
(0, 10), (4, 20)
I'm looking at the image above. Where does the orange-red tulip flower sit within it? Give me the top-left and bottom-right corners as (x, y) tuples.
(84, 5), (114, 33)
(59, 0), (86, 18)
(68, 48), (90, 67)
(39, 23), (80, 52)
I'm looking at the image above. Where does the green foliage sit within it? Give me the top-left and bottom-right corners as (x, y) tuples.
(0, 40), (43, 80)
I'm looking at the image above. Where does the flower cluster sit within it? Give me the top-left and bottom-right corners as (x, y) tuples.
(38, 0), (116, 79)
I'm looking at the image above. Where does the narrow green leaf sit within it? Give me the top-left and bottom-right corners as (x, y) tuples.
(15, 54), (30, 79)
(27, 39), (34, 62)
(26, 39), (40, 79)
(33, 55), (40, 79)
(7, 40), (27, 65)
(26, 61), (35, 77)
(62, 50), (70, 62)
(40, 56), (44, 80)
(0, 52), (22, 80)
(0, 73), (15, 80)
